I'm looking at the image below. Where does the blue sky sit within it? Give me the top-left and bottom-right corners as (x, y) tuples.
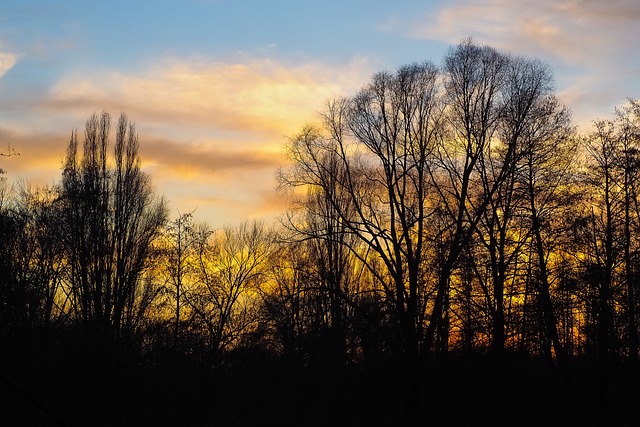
(1, 0), (639, 227)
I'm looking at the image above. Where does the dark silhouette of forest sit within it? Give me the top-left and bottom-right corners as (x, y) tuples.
(1, 39), (639, 426)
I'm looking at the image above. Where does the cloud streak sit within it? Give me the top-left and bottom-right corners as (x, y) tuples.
(44, 55), (372, 140)
(139, 136), (284, 180)
(393, 0), (640, 129)
(143, 138), (288, 228)
(404, 0), (639, 63)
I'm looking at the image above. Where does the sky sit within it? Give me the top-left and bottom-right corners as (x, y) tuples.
(1, 0), (639, 228)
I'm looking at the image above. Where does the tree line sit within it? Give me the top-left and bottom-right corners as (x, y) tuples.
(1, 39), (639, 426)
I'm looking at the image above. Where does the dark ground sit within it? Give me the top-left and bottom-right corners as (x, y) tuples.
(1, 338), (639, 427)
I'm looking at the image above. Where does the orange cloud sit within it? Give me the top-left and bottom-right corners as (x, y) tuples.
(0, 125), (289, 227)
(44, 55), (372, 142)
(139, 137), (284, 176)
(0, 128), (67, 185)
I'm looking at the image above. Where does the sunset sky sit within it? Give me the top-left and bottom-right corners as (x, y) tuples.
(1, 0), (639, 228)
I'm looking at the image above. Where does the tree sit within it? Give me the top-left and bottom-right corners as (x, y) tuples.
(613, 100), (640, 365)
(0, 181), (19, 335)
(159, 211), (197, 348)
(282, 39), (580, 424)
(60, 111), (167, 347)
(573, 100), (640, 427)
(291, 61), (441, 366)
(424, 39), (514, 354)
(261, 239), (314, 365)
(187, 220), (273, 362)
(466, 56), (565, 356)
(516, 86), (576, 371)
(280, 124), (362, 365)
(9, 183), (66, 331)
(583, 119), (623, 363)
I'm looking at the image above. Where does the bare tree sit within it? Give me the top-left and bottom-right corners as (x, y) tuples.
(187, 220), (273, 362)
(280, 124), (362, 364)
(60, 112), (168, 347)
(613, 100), (640, 365)
(578, 102), (640, 427)
(485, 57), (577, 362)
(516, 89), (577, 383)
(9, 183), (66, 330)
(423, 39), (513, 353)
(261, 239), (313, 365)
(159, 211), (197, 348)
(583, 119), (623, 363)
(281, 39), (571, 425)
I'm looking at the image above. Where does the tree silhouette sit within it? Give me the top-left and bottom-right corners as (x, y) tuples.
(60, 112), (167, 347)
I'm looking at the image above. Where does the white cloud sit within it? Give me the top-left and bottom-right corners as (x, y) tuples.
(0, 52), (17, 78)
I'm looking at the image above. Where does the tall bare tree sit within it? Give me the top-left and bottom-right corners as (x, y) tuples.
(160, 211), (197, 348)
(613, 100), (640, 365)
(282, 62), (443, 424)
(517, 90), (577, 381)
(280, 124), (362, 364)
(423, 39), (513, 353)
(60, 112), (167, 347)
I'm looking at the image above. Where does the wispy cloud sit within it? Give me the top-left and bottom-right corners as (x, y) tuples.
(44, 55), (372, 140)
(403, 0), (639, 62)
(0, 125), (287, 226)
(0, 52), (17, 78)
(145, 140), (288, 228)
(138, 136), (285, 180)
